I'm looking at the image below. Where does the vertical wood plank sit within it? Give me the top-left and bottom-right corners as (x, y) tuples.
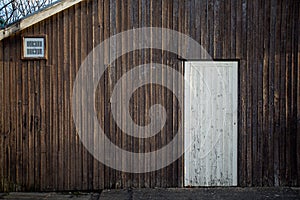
(246, 0), (253, 186)
(142, 0), (150, 188)
(251, 0), (258, 187)
(172, 0), (180, 187)
(103, 0), (111, 189)
(149, 0), (156, 188)
(262, 0), (270, 187)
(130, 0), (137, 187)
(289, 1), (298, 186)
(9, 37), (17, 191)
(296, 0), (300, 186)
(238, 0), (248, 186)
(285, 0), (294, 186)
(2, 42), (9, 191)
(120, 0), (129, 189)
(28, 60), (35, 191)
(273, 0), (282, 186)
(98, 0), (105, 190)
(137, 0), (145, 188)
(109, 0), (116, 189)
(44, 14), (52, 191)
(74, 2), (82, 190)
(166, 0), (174, 187)
(81, 1), (88, 190)
(279, 0), (287, 186)
(92, 0), (100, 190)
(155, 0), (162, 188)
(0, 41), (3, 191)
(267, 0), (276, 186)
(87, 0), (94, 190)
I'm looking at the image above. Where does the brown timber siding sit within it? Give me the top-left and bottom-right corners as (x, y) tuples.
(0, 0), (299, 191)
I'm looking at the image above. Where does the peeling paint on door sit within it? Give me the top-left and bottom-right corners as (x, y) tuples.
(184, 61), (238, 186)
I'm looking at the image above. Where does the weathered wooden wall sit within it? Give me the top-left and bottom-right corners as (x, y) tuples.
(0, 0), (299, 191)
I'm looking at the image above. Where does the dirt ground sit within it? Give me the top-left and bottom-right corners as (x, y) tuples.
(1, 187), (300, 200)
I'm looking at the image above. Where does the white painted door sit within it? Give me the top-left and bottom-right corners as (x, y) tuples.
(184, 61), (238, 186)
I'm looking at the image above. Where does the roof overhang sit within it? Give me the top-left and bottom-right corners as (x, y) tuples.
(0, 0), (83, 41)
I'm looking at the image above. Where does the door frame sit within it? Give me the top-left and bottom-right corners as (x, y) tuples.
(182, 59), (240, 187)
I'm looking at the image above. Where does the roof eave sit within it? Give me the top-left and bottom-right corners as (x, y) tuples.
(0, 0), (83, 41)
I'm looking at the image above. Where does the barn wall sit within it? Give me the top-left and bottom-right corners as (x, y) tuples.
(0, 0), (299, 191)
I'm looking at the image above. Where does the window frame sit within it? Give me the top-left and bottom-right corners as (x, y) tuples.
(21, 35), (48, 60)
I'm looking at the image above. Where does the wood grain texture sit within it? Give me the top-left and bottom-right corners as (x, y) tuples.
(184, 61), (238, 186)
(0, 0), (299, 191)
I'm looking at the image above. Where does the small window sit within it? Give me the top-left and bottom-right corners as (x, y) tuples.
(22, 35), (47, 60)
